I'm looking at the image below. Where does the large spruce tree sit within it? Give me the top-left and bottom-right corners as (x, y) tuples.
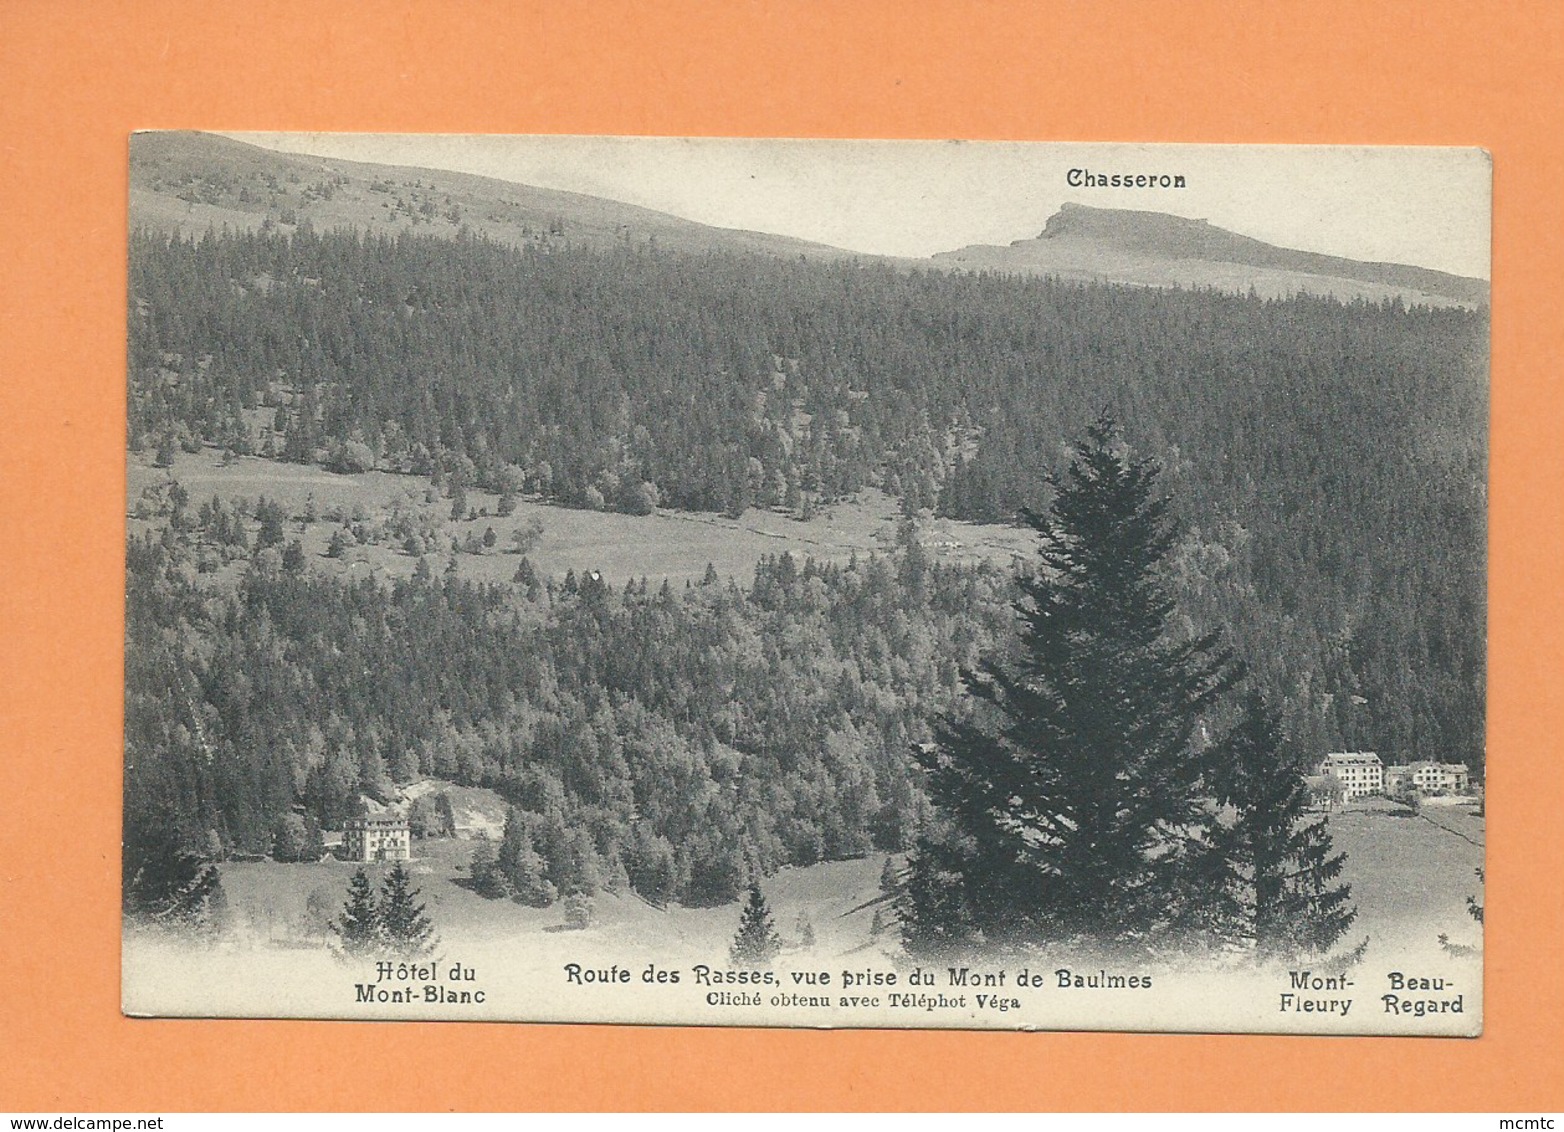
(1215, 691), (1358, 958)
(729, 883), (783, 964)
(335, 868), (381, 957)
(379, 862), (438, 958)
(902, 416), (1243, 955)
(122, 807), (225, 934)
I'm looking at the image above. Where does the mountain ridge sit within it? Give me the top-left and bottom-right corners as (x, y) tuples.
(929, 202), (1487, 305)
(130, 130), (862, 263)
(130, 131), (1487, 308)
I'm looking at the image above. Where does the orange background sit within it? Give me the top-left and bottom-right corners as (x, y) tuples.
(1, 0), (1560, 1112)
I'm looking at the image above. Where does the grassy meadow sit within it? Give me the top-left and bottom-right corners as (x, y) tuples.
(211, 788), (1481, 973)
(128, 448), (1036, 591)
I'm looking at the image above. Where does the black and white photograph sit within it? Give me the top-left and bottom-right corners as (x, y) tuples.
(121, 133), (1488, 1033)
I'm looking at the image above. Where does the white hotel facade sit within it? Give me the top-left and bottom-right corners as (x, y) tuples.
(1319, 751), (1384, 799)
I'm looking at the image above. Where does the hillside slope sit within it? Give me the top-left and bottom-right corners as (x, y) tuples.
(131, 133), (1487, 307)
(129, 131), (861, 262)
(932, 202), (1488, 307)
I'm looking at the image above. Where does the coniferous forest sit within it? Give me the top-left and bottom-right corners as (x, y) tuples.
(125, 223), (1486, 929)
(127, 528), (1010, 907)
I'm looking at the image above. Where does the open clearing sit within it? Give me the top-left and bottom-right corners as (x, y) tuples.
(128, 449), (1036, 589)
(1323, 798), (1485, 955)
(217, 796), (1480, 969)
(219, 839), (894, 965)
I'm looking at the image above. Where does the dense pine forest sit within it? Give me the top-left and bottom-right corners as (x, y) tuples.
(126, 528), (1010, 905)
(125, 225), (1486, 906)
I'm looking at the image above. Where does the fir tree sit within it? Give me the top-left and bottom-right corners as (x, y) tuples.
(904, 416), (1243, 956)
(435, 793), (457, 838)
(271, 812), (314, 862)
(498, 807), (556, 907)
(123, 809), (225, 933)
(1465, 867), (1485, 926)
(895, 836), (977, 958)
(1216, 692), (1358, 958)
(255, 498), (285, 549)
(878, 855), (899, 894)
(379, 861), (438, 957)
(729, 883), (782, 964)
(335, 868), (381, 957)
(468, 839), (514, 899)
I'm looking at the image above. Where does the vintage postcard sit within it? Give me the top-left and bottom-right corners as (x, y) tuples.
(122, 134), (1488, 1033)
